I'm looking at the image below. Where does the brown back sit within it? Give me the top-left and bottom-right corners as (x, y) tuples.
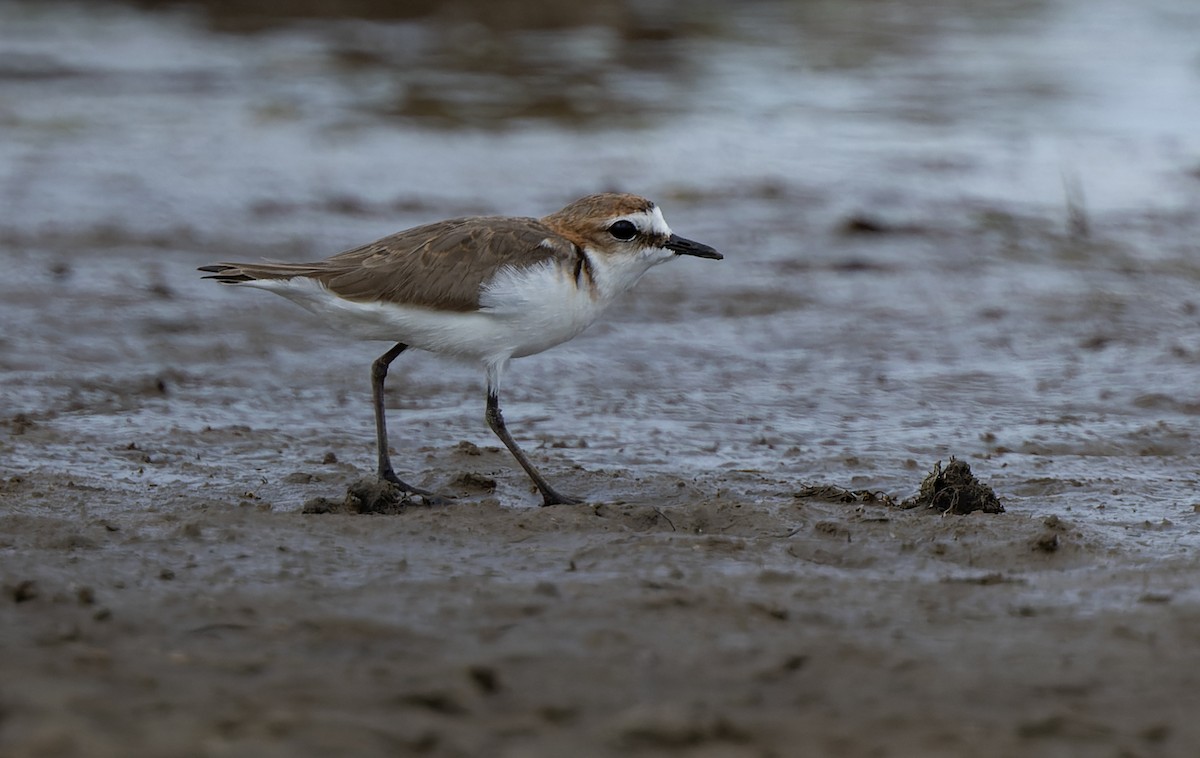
(213, 216), (582, 312)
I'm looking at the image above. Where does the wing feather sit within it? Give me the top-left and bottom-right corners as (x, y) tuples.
(201, 216), (581, 312)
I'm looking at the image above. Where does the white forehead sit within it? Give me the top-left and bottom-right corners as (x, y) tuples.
(613, 205), (672, 237)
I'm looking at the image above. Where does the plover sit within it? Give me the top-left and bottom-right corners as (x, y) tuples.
(200, 192), (722, 505)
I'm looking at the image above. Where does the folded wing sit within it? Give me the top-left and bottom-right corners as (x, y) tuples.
(199, 216), (580, 312)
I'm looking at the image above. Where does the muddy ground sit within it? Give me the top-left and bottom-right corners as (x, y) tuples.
(5, 1), (1200, 756)
(3, 237), (1200, 758)
(4, 452), (1199, 758)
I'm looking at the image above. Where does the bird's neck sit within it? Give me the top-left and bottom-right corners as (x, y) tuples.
(582, 246), (670, 303)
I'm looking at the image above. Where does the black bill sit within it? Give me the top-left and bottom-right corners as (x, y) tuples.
(664, 234), (723, 260)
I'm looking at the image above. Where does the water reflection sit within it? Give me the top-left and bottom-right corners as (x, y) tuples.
(70, 0), (1081, 131)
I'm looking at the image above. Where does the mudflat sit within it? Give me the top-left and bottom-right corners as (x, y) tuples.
(5, 0), (1200, 755)
(2, 245), (1197, 755)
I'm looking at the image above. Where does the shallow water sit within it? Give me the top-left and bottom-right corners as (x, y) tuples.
(3, 0), (1200, 562)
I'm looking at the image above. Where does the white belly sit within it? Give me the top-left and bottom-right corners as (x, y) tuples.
(242, 260), (612, 364)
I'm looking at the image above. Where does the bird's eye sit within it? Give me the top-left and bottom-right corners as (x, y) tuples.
(608, 220), (638, 241)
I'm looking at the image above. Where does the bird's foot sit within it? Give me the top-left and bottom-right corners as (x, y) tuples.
(540, 489), (585, 507)
(379, 470), (452, 506)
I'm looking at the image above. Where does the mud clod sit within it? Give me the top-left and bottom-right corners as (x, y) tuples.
(1033, 531), (1060, 552)
(10, 580), (38, 603)
(467, 665), (501, 694)
(901, 458), (1003, 514)
(397, 690), (468, 715)
(455, 440), (482, 456)
(346, 479), (411, 513)
(300, 497), (339, 514)
(302, 479), (412, 514)
(449, 472), (497, 493)
(9, 414), (35, 435)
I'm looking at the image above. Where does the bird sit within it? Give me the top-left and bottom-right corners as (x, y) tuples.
(199, 192), (723, 506)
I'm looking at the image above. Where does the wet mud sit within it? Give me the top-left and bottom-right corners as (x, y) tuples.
(5, 0), (1200, 756)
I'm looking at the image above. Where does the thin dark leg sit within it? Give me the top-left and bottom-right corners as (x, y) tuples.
(485, 390), (582, 506)
(371, 342), (435, 497)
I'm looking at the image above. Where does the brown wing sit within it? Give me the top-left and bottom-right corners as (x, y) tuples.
(200, 216), (581, 312)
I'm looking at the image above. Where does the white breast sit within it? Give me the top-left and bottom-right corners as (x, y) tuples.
(477, 241), (678, 358)
(478, 256), (615, 359)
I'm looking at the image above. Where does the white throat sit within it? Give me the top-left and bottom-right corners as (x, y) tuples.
(586, 205), (677, 300)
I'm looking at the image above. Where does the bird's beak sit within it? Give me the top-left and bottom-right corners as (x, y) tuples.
(664, 234), (723, 260)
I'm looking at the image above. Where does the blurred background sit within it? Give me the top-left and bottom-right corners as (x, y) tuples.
(5, 0), (1198, 245)
(3, 0), (1200, 540)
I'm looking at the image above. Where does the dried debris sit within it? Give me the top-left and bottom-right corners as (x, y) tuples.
(793, 484), (897, 507)
(797, 457), (1003, 516)
(899, 457), (1003, 514)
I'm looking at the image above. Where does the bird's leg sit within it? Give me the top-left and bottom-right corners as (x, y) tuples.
(484, 365), (582, 506)
(371, 342), (439, 499)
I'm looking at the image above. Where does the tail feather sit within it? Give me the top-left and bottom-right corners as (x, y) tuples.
(198, 264), (254, 283)
(198, 261), (325, 284)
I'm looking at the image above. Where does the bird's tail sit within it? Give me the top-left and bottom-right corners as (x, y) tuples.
(198, 261), (327, 284)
